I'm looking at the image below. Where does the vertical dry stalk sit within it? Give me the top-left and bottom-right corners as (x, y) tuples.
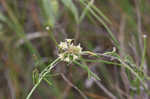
(118, 14), (131, 98)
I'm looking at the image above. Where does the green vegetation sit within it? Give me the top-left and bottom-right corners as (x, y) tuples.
(0, 0), (150, 99)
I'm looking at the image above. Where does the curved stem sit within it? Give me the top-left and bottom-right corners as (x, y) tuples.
(26, 58), (61, 99)
(96, 53), (148, 90)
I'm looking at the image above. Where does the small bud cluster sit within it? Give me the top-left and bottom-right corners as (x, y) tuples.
(58, 39), (82, 62)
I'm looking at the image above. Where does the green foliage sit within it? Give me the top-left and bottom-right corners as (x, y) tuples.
(32, 69), (39, 85)
(42, 0), (59, 28)
(61, 0), (79, 23)
(1, 0), (150, 99)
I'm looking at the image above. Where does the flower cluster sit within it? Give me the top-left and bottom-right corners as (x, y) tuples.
(58, 39), (82, 62)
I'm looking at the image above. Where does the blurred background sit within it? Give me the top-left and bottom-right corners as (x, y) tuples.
(0, 0), (150, 99)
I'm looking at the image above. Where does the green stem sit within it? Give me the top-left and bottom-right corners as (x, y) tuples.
(140, 36), (147, 70)
(94, 53), (148, 90)
(26, 58), (61, 99)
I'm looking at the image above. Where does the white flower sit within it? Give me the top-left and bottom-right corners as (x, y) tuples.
(58, 42), (68, 50)
(143, 34), (147, 38)
(73, 55), (78, 60)
(57, 39), (83, 63)
(64, 57), (70, 62)
(65, 39), (73, 43)
(58, 53), (64, 59)
(77, 44), (82, 53)
(46, 26), (50, 30)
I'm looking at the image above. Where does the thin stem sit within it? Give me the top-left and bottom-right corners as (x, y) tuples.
(60, 73), (88, 99)
(140, 36), (147, 70)
(83, 59), (122, 66)
(26, 58), (61, 99)
(93, 78), (117, 99)
(95, 53), (148, 90)
(79, 0), (120, 50)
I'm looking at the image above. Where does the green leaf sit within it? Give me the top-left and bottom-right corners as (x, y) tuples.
(79, 0), (94, 23)
(61, 0), (79, 23)
(84, 0), (112, 24)
(32, 68), (39, 85)
(42, 0), (59, 28)
(79, 0), (120, 50)
(44, 78), (53, 86)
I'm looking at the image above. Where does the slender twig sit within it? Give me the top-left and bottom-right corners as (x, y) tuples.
(118, 14), (131, 98)
(16, 32), (49, 46)
(134, 0), (143, 52)
(60, 73), (88, 99)
(5, 70), (16, 99)
(95, 53), (148, 90)
(26, 58), (61, 99)
(93, 78), (117, 99)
